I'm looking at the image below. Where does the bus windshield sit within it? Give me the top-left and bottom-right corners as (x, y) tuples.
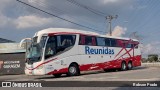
(27, 44), (41, 59)
(26, 36), (47, 63)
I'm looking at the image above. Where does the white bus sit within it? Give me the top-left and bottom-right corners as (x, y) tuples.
(24, 28), (141, 77)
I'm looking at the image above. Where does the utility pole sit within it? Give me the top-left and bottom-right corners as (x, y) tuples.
(106, 15), (118, 36)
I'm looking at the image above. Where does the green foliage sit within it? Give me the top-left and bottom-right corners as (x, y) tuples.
(147, 54), (159, 62)
(141, 55), (159, 63)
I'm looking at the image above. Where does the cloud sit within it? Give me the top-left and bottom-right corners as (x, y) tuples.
(27, 0), (47, 6)
(107, 26), (127, 37)
(102, 0), (118, 4)
(142, 41), (160, 55)
(129, 4), (147, 10)
(0, 0), (141, 42)
(0, 0), (15, 28)
(0, 0), (13, 10)
(0, 13), (11, 27)
(0, 13), (15, 30)
(14, 15), (52, 29)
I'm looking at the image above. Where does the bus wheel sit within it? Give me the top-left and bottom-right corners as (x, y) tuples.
(68, 64), (80, 76)
(53, 74), (62, 78)
(121, 61), (127, 71)
(127, 62), (133, 70)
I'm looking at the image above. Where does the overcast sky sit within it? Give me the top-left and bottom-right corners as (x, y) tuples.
(0, 0), (160, 56)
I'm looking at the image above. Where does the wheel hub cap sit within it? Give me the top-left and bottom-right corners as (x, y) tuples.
(69, 67), (76, 74)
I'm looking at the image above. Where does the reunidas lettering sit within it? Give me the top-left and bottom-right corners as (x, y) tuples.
(85, 46), (114, 54)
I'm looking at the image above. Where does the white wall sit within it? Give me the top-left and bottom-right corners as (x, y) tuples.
(0, 43), (25, 53)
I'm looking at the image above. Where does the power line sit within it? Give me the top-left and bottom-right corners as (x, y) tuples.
(27, 0), (106, 31)
(66, 0), (121, 36)
(66, 0), (107, 17)
(127, 0), (154, 32)
(16, 0), (106, 33)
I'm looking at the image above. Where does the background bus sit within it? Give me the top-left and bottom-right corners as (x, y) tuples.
(23, 28), (141, 77)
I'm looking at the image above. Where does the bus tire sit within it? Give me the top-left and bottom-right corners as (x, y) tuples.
(121, 61), (127, 71)
(127, 61), (133, 70)
(53, 74), (62, 78)
(68, 63), (80, 76)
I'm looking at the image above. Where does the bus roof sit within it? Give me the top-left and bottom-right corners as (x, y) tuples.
(34, 28), (99, 36)
(34, 28), (139, 42)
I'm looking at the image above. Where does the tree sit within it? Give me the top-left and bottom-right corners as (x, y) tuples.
(147, 54), (158, 62)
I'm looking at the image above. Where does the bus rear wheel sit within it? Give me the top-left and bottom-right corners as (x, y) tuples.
(127, 62), (133, 70)
(121, 61), (127, 71)
(68, 64), (80, 76)
(53, 74), (62, 78)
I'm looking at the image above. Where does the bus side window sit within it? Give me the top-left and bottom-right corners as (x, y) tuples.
(83, 36), (93, 45)
(110, 39), (117, 47)
(45, 36), (56, 59)
(105, 38), (111, 46)
(134, 44), (138, 48)
(57, 35), (76, 52)
(122, 41), (126, 48)
(79, 35), (84, 45)
(79, 35), (95, 46)
(61, 35), (75, 47)
(126, 43), (132, 48)
(116, 40), (123, 47)
(131, 41), (139, 49)
(96, 37), (105, 46)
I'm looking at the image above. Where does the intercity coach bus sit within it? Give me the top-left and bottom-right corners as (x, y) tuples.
(23, 28), (141, 77)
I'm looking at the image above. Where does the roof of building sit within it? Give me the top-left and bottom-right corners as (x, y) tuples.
(0, 38), (15, 43)
(0, 43), (25, 54)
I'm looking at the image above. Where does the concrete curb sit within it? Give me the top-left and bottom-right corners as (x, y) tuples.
(142, 63), (160, 67)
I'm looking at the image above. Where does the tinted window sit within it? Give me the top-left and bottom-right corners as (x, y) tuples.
(32, 36), (38, 45)
(40, 36), (47, 48)
(85, 36), (92, 45)
(79, 35), (96, 46)
(45, 36), (56, 59)
(134, 42), (139, 48)
(79, 35), (85, 45)
(116, 40), (123, 47)
(126, 43), (132, 48)
(96, 37), (105, 46)
(123, 41), (139, 48)
(133, 44), (138, 48)
(57, 35), (76, 47)
(45, 35), (76, 59)
(110, 39), (117, 47)
(105, 38), (111, 46)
